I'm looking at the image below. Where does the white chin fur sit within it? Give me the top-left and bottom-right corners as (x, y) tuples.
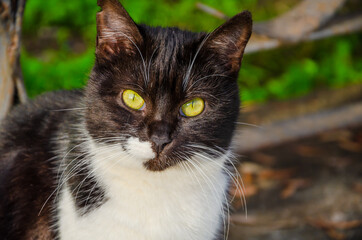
(57, 137), (230, 240)
(125, 137), (155, 160)
(86, 136), (155, 169)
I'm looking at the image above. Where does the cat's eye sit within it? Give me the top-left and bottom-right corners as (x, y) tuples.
(180, 98), (205, 117)
(122, 90), (145, 110)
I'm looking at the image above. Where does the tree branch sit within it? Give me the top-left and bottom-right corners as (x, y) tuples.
(0, 0), (27, 119)
(233, 101), (362, 153)
(196, 2), (229, 20)
(245, 14), (362, 54)
(196, 1), (361, 54)
(253, 0), (347, 41)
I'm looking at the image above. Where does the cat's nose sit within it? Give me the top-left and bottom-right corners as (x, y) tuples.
(151, 135), (171, 154)
(148, 121), (172, 154)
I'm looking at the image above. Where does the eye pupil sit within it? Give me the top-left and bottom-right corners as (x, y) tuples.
(180, 98), (204, 117)
(122, 90), (145, 110)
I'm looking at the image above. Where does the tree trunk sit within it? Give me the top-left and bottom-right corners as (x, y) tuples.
(0, 0), (27, 120)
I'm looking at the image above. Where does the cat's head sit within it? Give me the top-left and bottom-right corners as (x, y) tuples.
(85, 0), (252, 171)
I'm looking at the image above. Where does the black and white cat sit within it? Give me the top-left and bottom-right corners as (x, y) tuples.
(0, 0), (252, 239)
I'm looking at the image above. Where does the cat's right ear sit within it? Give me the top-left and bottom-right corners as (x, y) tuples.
(96, 0), (143, 59)
(205, 11), (252, 73)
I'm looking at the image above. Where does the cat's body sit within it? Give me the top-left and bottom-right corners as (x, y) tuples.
(0, 91), (82, 239)
(0, 91), (227, 240)
(58, 143), (228, 240)
(0, 0), (252, 239)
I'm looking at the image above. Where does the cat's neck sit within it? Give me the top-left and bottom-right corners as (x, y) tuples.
(57, 125), (231, 210)
(57, 134), (230, 240)
(88, 137), (228, 194)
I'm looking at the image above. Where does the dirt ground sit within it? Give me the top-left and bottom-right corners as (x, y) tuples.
(229, 125), (362, 240)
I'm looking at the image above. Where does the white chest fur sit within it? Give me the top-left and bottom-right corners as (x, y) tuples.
(57, 139), (229, 240)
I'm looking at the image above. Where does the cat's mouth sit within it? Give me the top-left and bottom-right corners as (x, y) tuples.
(143, 145), (181, 171)
(141, 140), (177, 171)
(143, 155), (179, 171)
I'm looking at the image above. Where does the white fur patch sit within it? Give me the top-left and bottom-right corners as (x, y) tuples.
(125, 137), (155, 160)
(58, 138), (229, 240)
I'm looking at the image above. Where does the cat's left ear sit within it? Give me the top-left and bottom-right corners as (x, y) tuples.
(96, 0), (143, 58)
(206, 11), (252, 72)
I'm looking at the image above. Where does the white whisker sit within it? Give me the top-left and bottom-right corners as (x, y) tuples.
(183, 33), (212, 89)
(235, 121), (263, 129)
(147, 47), (159, 84)
(187, 74), (231, 92)
(186, 157), (229, 240)
(187, 144), (248, 217)
(50, 107), (88, 112)
(103, 31), (148, 85)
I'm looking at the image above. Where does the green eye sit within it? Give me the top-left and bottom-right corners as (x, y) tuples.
(122, 90), (145, 110)
(180, 98), (205, 117)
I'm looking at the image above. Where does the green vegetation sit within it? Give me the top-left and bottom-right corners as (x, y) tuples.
(21, 0), (362, 104)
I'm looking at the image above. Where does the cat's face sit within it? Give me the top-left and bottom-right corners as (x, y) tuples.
(84, 0), (252, 171)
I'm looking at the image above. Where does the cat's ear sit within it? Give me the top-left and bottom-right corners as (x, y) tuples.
(206, 11), (252, 72)
(96, 0), (143, 58)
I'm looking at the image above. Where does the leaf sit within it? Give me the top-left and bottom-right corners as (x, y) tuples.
(280, 178), (311, 199)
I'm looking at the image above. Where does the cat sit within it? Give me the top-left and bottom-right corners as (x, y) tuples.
(0, 0), (252, 239)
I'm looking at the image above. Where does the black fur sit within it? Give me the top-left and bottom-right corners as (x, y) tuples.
(0, 91), (82, 239)
(0, 0), (252, 238)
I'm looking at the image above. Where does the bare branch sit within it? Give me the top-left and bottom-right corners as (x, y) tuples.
(233, 84), (362, 153)
(196, 1), (361, 54)
(12, 0), (27, 103)
(253, 0), (347, 41)
(0, 0), (15, 119)
(233, 101), (362, 153)
(0, 0), (27, 119)
(245, 14), (362, 54)
(196, 2), (229, 20)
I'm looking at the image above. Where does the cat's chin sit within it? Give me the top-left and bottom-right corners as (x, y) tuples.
(143, 156), (180, 172)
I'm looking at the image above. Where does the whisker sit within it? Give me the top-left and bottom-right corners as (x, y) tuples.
(185, 144), (248, 217)
(186, 157), (229, 240)
(147, 47), (159, 83)
(235, 121), (263, 129)
(182, 33), (212, 89)
(50, 107), (88, 112)
(74, 146), (129, 205)
(102, 31), (148, 85)
(38, 154), (87, 216)
(39, 137), (128, 216)
(187, 74), (231, 92)
(56, 141), (89, 183)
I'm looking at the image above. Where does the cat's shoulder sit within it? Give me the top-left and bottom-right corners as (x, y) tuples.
(0, 90), (83, 135)
(0, 89), (84, 159)
(0, 90), (82, 238)
(4, 89), (83, 121)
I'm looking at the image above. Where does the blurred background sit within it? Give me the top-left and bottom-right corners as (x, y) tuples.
(20, 0), (362, 102)
(1, 0), (362, 239)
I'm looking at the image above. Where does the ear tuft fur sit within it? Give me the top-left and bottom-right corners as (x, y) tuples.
(96, 0), (143, 59)
(206, 10), (252, 72)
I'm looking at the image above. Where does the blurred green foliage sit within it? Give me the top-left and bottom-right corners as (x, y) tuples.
(21, 0), (362, 104)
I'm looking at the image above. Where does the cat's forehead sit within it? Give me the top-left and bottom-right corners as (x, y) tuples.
(134, 26), (206, 96)
(142, 26), (202, 50)
(142, 26), (204, 74)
